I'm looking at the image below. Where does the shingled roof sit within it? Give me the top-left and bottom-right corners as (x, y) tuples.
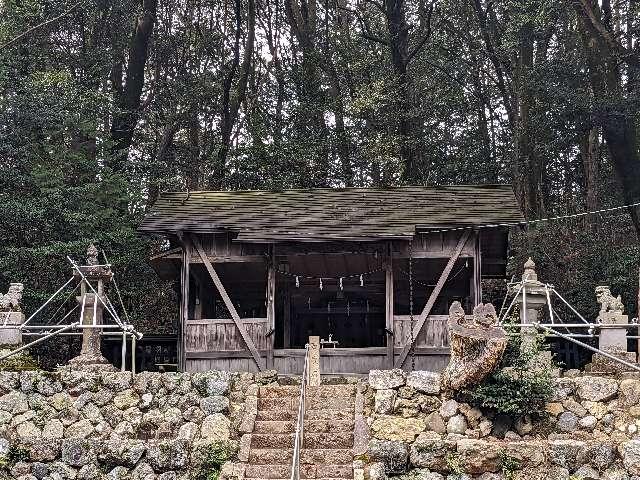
(138, 185), (523, 242)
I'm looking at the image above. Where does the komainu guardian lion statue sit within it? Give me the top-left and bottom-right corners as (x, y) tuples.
(595, 285), (624, 318)
(441, 302), (507, 394)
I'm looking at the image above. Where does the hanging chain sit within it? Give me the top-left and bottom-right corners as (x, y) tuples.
(409, 240), (415, 371)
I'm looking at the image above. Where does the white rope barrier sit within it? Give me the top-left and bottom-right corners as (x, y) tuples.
(21, 277), (74, 328)
(535, 323), (640, 372)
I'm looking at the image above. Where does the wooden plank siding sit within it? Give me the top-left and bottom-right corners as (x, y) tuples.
(185, 319), (269, 352)
(392, 315), (450, 348)
(183, 315), (454, 356)
(185, 347), (451, 374)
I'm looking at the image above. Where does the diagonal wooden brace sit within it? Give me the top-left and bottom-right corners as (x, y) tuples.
(189, 234), (265, 371)
(395, 229), (472, 368)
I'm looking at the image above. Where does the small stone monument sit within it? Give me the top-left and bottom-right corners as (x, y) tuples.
(0, 283), (37, 370)
(0, 283), (25, 346)
(590, 286), (637, 373)
(68, 244), (117, 372)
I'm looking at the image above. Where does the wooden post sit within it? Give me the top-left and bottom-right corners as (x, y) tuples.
(385, 242), (394, 368)
(283, 282), (291, 349)
(189, 234), (265, 371)
(395, 230), (472, 368)
(308, 336), (320, 386)
(473, 230), (482, 306)
(266, 246), (276, 369)
(178, 238), (190, 372)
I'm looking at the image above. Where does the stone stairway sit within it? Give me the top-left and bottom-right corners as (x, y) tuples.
(244, 384), (356, 480)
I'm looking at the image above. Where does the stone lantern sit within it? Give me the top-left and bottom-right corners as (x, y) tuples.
(513, 258), (548, 350)
(68, 244), (117, 371)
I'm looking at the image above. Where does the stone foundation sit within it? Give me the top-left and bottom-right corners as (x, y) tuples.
(0, 369), (639, 479)
(361, 369), (640, 480)
(0, 370), (263, 479)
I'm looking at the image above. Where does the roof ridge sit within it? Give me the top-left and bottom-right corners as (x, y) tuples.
(157, 184), (513, 196)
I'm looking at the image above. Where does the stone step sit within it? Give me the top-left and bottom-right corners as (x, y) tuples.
(245, 464), (353, 479)
(259, 385), (357, 399)
(258, 397), (355, 412)
(251, 433), (294, 449)
(253, 419), (354, 434)
(245, 478), (351, 480)
(251, 432), (354, 450)
(248, 449), (353, 466)
(255, 408), (355, 422)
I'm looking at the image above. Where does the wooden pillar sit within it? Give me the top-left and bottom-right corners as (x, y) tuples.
(179, 239), (190, 372)
(395, 229), (472, 368)
(266, 245), (276, 369)
(283, 282), (291, 349)
(308, 336), (320, 386)
(473, 230), (482, 306)
(385, 242), (394, 368)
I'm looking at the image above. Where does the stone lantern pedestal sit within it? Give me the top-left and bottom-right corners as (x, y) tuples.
(67, 245), (117, 372)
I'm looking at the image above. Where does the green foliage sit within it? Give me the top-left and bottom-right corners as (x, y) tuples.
(0, 350), (38, 371)
(191, 441), (238, 480)
(445, 452), (464, 475)
(466, 328), (555, 417)
(500, 450), (521, 480)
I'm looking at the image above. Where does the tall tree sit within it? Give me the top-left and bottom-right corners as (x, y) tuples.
(570, 0), (640, 235)
(110, 0), (158, 173)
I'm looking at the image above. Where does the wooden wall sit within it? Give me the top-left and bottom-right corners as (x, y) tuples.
(179, 230), (486, 374)
(185, 318), (268, 352)
(393, 315), (450, 348)
(185, 348), (450, 374)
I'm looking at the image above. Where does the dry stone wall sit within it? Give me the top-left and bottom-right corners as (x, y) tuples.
(0, 369), (278, 480)
(361, 369), (640, 480)
(2, 368), (640, 480)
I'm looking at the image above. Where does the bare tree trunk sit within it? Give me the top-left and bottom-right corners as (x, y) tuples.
(213, 0), (256, 188)
(109, 0), (157, 173)
(571, 0), (640, 236)
(285, 0), (330, 186)
(515, 18), (544, 219)
(384, 0), (415, 182)
(579, 127), (600, 213)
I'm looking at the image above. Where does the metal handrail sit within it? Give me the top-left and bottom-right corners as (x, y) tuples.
(0, 322), (80, 362)
(290, 344), (310, 480)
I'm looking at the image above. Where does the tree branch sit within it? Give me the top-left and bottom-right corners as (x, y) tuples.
(573, 0), (640, 69)
(1, 0), (86, 49)
(407, 0), (435, 61)
(339, 5), (389, 45)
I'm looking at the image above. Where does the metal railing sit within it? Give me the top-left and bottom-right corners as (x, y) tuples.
(0, 323), (80, 362)
(500, 278), (640, 373)
(290, 344), (310, 480)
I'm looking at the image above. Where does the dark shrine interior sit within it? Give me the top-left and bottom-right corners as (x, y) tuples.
(185, 252), (475, 349)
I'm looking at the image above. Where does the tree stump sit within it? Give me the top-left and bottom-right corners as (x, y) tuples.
(441, 302), (507, 393)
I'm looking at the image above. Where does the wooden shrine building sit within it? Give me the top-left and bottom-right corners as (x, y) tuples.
(139, 185), (523, 374)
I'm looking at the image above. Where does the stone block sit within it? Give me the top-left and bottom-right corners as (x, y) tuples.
(574, 376), (619, 402)
(369, 369), (406, 390)
(406, 371), (441, 394)
(370, 415), (425, 442)
(369, 439), (409, 473)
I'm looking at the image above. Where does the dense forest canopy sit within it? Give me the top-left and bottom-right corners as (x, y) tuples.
(0, 0), (639, 338)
